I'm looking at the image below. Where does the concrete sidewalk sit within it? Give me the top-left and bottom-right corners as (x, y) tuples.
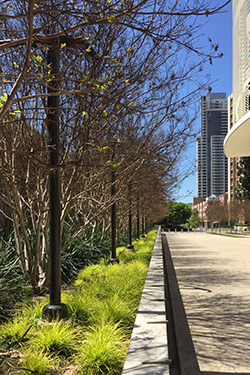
(166, 231), (250, 374)
(122, 230), (170, 375)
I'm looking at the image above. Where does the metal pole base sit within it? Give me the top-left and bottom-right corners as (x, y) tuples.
(126, 244), (135, 251)
(108, 257), (120, 264)
(42, 303), (68, 321)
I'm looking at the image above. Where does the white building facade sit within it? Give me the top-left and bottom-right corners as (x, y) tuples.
(227, 0), (250, 201)
(233, 0), (250, 122)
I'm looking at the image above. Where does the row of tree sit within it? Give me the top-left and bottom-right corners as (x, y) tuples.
(206, 199), (250, 228)
(206, 157), (250, 228)
(164, 198), (250, 230)
(0, 0), (231, 291)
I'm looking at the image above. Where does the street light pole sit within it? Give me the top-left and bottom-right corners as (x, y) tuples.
(41, 37), (98, 320)
(109, 167), (119, 263)
(136, 198), (140, 239)
(141, 213), (145, 238)
(126, 182), (134, 251)
(42, 42), (67, 320)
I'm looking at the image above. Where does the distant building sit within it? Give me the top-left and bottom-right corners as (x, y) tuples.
(197, 93), (228, 198)
(192, 197), (206, 226)
(193, 193), (228, 228)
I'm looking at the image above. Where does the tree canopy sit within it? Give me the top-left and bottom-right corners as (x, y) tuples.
(165, 201), (192, 228)
(235, 157), (250, 200)
(188, 208), (202, 228)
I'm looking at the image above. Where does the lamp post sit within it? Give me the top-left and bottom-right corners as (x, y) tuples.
(109, 166), (119, 264)
(108, 141), (120, 264)
(136, 198), (140, 239)
(42, 41), (68, 320)
(141, 214), (145, 238)
(42, 37), (98, 320)
(126, 182), (135, 251)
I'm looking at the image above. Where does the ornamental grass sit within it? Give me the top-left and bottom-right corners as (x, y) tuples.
(0, 230), (157, 375)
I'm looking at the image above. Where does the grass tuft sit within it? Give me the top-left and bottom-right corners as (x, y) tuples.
(0, 318), (32, 347)
(93, 295), (136, 332)
(77, 321), (126, 375)
(18, 299), (45, 321)
(19, 350), (58, 375)
(29, 319), (80, 357)
(62, 290), (96, 325)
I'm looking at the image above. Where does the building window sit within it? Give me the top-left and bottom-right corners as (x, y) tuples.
(245, 94), (250, 112)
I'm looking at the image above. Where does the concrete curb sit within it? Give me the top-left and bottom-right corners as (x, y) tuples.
(122, 229), (170, 375)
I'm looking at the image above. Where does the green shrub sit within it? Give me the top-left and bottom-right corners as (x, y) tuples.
(93, 295), (136, 332)
(0, 229), (31, 321)
(18, 299), (46, 321)
(77, 321), (126, 375)
(75, 264), (121, 301)
(19, 350), (58, 375)
(114, 261), (148, 303)
(116, 247), (135, 263)
(76, 264), (108, 284)
(0, 318), (32, 347)
(62, 290), (96, 325)
(30, 319), (80, 357)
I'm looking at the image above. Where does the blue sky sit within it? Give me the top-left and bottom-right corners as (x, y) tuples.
(174, 0), (232, 203)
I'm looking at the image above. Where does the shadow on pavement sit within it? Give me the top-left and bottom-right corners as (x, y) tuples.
(167, 233), (250, 373)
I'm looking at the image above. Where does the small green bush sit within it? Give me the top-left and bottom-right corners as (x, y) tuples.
(18, 299), (46, 321)
(77, 321), (126, 375)
(0, 318), (32, 347)
(29, 319), (80, 357)
(116, 248), (135, 263)
(114, 261), (148, 303)
(75, 264), (122, 301)
(93, 295), (136, 331)
(19, 350), (58, 375)
(62, 290), (96, 325)
(0, 229), (32, 321)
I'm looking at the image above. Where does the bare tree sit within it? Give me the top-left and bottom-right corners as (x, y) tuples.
(206, 200), (227, 230)
(0, 0), (232, 290)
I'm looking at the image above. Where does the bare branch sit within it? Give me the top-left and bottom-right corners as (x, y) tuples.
(0, 0), (34, 121)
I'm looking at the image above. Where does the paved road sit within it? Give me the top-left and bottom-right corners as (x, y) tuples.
(166, 232), (250, 374)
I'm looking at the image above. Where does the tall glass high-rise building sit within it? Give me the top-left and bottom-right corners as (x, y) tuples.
(197, 93), (228, 198)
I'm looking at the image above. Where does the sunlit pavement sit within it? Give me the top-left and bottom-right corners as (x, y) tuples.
(166, 231), (250, 373)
